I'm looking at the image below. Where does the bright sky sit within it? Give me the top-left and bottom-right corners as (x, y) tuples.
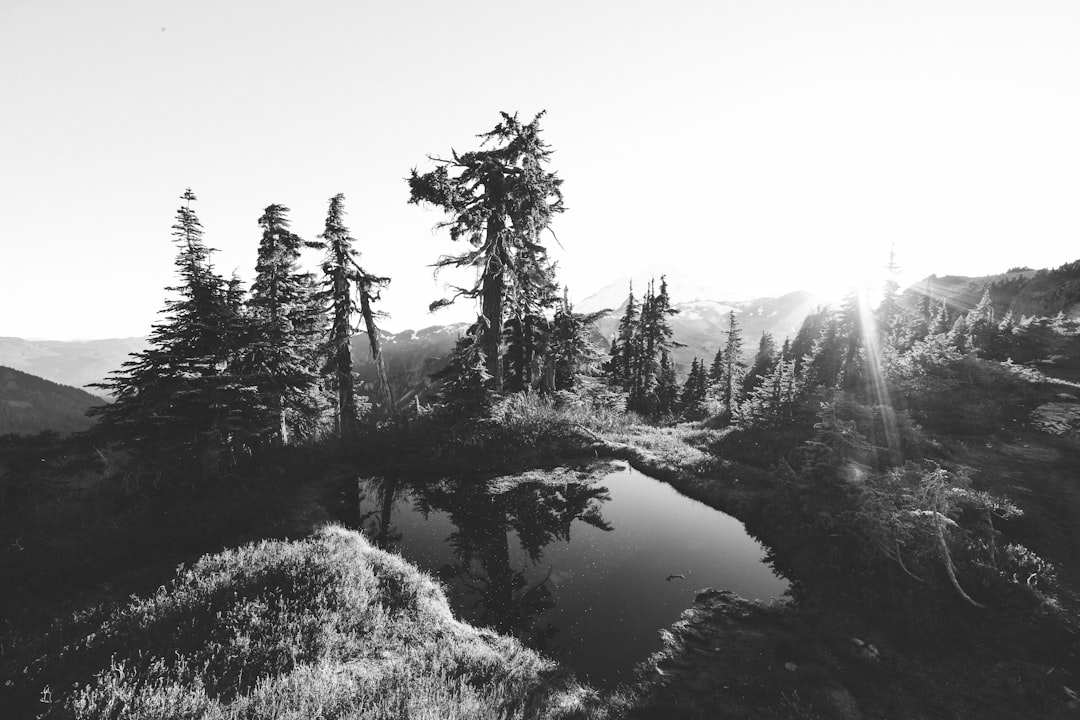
(3, 0), (1080, 340)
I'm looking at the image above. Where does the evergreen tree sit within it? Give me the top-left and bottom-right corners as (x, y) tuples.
(739, 356), (802, 427)
(655, 349), (679, 415)
(966, 287), (997, 352)
(877, 247), (902, 339)
(627, 277), (679, 416)
(432, 326), (493, 416)
(311, 196), (392, 422)
(504, 260), (559, 392)
(909, 281), (933, 344)
(743, 331), (778, 393)
(320, 194), (363, 436)
(680, 357), (709, 419)
(627, 283), (657, 414)
(716, 310), (746, 419)
(929, 298), (951, 335)
(609, 283), (638, 389)
(788, 305), (830, 374)
(803, 314), (844, 389)
(708, 346), (725, 385)
(948, 314), (971, 353)
(90, 189), (261, 482)
(838, 292), (865, 388)
(408, 111), (565, 395)
(245, 204), (325, 444)
(545, 290), (608, 393)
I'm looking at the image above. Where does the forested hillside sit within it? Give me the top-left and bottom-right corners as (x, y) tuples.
(0, 366), (104, 435)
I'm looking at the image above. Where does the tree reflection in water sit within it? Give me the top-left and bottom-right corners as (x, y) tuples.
(357, 471), (612, 649)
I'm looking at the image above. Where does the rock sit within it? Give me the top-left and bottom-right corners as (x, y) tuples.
(851, 637), (880, 663)
(784, 661), (797, 672)
(1031, 403), (1080, 437)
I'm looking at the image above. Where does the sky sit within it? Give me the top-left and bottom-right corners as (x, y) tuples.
(3, 0), (1080, 340)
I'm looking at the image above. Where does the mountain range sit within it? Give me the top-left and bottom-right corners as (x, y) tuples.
(4, 261), (1080, 420)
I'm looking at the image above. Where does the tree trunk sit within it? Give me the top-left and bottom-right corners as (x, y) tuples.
(480, 214), (506, 391)
(336, 337), (356, 436)
(358, 283), (395, 417)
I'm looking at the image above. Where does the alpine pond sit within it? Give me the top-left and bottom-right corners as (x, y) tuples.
(355, 461), (788, 687)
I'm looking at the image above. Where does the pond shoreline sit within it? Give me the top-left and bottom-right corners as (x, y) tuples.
(353, 459), (786, 689)
(573, 424), (1080, 719)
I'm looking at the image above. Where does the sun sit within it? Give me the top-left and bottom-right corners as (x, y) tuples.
(795, 244), (902, 309)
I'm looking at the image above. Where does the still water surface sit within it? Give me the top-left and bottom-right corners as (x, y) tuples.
(356, 462), (787, 687)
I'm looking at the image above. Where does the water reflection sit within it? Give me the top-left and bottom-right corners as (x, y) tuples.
(356, 464), (787, 687)
(358, 471), (612, 647)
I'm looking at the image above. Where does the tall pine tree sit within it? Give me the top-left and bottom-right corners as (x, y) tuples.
(716, 309), (746, 420)
(320, 194), (362, 436)
(408, 111), (565, 395)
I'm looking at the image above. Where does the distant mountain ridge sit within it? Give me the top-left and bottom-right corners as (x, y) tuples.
(593, 291), (820, 373)
(0, 366), (105, 436)
(351, 323), (470, 407)
(8, 260), (1079, 410)
(909, 261), (1080, 319)
(0, 337), (145, 398)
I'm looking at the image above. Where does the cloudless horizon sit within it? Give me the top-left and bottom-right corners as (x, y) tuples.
(4, 1), (1080, 340)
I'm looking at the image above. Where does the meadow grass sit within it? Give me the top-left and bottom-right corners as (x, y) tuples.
(51, 526), (608, 720)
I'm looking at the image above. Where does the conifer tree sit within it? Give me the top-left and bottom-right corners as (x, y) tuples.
(609, 283), (638, 389)
(545, 290), (607, 392)
(656, 349), (679, 415)
(877, 247), (902, 338)
(680, 357), (709, 419)
(838, 292), (865, 388)
(909, 282), (934, 344)
(804, 314), (844, 388)
(709, 346), (725, 385)
(929, 298), (951, 335)
(408, 111), (565, 394)
(627, 277), (679, 415)
(320, 195), (364, 435)
(740, 355), (802, 427)
(716, 310), (746, 419)
(627, 282), (657, 413)
(504, 260), (559, 391)
(433, 326), (492, 415)
(948, 314), (971, 353)
(743, 331), (778, 393)
(787, 305), (830, 374)
(90, 189), (261, 482)
(966, 287), (997, 352)
(245, 204), (325, 443)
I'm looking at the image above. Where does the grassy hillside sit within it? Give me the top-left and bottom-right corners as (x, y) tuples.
(20, 526), (605, 719)
(0, 366), (104, 435)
